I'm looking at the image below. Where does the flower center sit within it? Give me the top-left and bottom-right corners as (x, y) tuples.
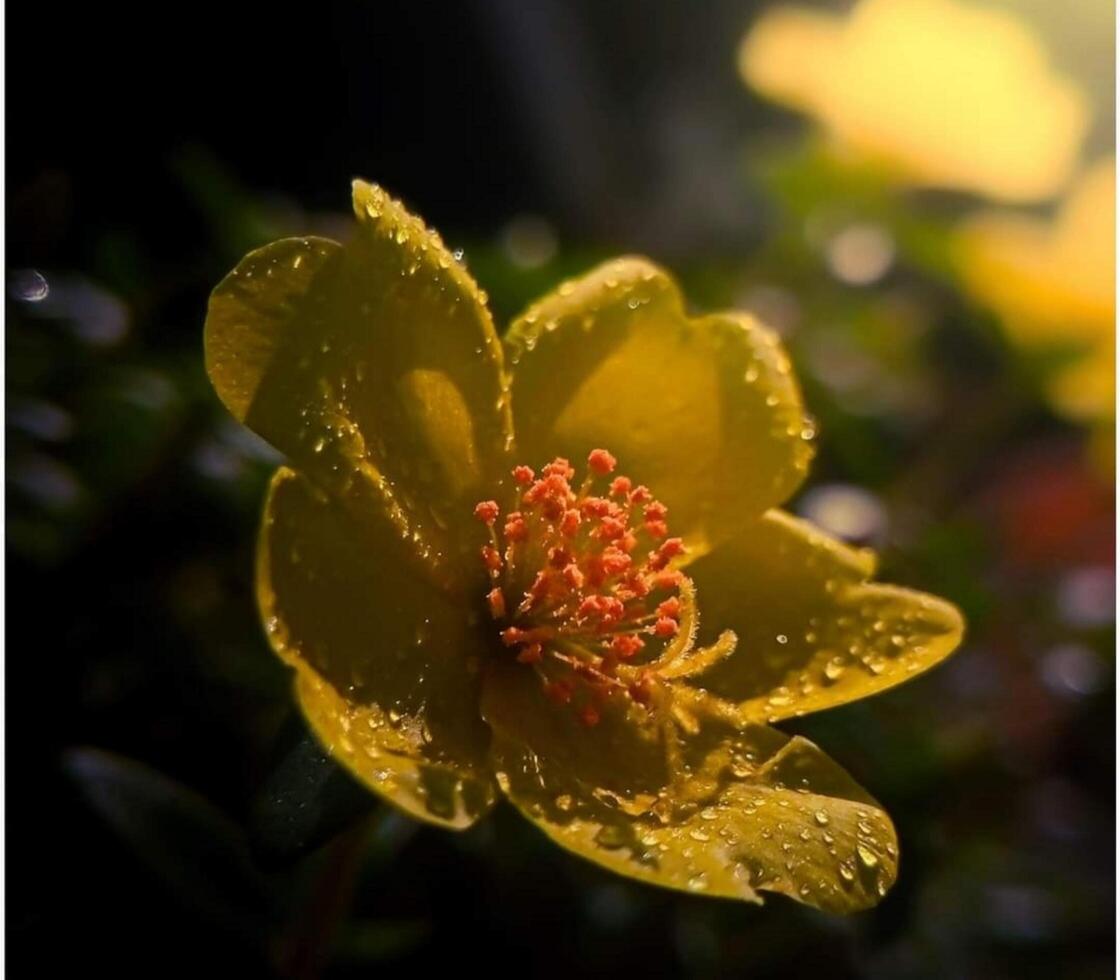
(475, 449), (722, 727)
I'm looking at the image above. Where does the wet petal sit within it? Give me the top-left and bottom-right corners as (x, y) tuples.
(205, 183), (513, 582)
(688, 509), (964, 722)
(505, 258), (813, 551)
(259, 467), (495, 829)
(491, 723), (897, 911)
(480, 657), (671, 807)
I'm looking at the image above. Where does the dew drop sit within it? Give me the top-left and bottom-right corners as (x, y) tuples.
(595, 825), (629, 849)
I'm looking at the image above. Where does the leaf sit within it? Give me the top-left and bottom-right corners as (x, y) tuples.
(63, 747), (274, 936)
(249, 716), (376, 867)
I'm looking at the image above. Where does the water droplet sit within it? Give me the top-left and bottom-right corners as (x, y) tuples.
(594, 825), (628, 849)
(9, 269), (49, 302)
(856, 844), (879, 869)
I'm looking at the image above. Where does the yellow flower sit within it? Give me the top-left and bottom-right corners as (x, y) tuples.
(954, 158), (1115, 423)
(204, 182), (964, 911)
(739, 0), (1088, 202)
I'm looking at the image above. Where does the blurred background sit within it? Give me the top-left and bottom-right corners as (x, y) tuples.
(6, 0), (1115, 976)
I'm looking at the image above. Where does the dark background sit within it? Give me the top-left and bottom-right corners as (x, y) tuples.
(7, 1), (1115, 977)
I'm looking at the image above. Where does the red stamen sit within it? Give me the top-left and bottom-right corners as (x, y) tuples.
(587, 448), (617, 475)
(474, 500), (500, 524)
(487, 587), (506, 619)
(474, 448), (690, 725)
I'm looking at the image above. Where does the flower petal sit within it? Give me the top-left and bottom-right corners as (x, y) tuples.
(206, 182), (513, 583)
(504, 258), (813, 552)
(491, 722), (898, 911)
(687, 509), (964, 722)
(259, 467), (496, 829)
(480, 657), (671, 807)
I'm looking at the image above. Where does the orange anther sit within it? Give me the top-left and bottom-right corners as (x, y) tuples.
(597, 517), (626, 541)
(561, 508), (581, 536)
(629, 485), (652, 504)
(474, 500), (500, 524)
(487, 587), (506, 619)
(542, 458), (575, 479)
(503, 513), (527, 542)
(610, 633), (645, 658)
(516, 643), (543, 664)
(653, 570), (682, 590)
(562, 563), (585, 589)
(587, 448), (617, 475)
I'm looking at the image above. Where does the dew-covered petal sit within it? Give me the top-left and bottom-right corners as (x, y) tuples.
(687, 509), (964, 722)
(480, 656), (672, 807)
(259, 467), (496, 829)
(491, 722), (898, 911)
(504, 258), (813, 552)
(206, 183), (512, 582)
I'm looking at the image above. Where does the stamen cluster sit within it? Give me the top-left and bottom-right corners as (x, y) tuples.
(474, 449), (689, 725)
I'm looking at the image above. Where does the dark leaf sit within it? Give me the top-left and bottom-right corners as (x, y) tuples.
(250, 715), (376, 867)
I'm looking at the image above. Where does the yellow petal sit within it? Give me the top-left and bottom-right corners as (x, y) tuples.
(505, 258), (813, 552)
(738, 7), (840, 114)
(687, 510), (964, 722)
(480, 656), (671, 807)
(954, 158), (1115, 347)
(205, 182), (513, 584)
(740, 0), (1088, 202)
(491, 723), (897, 911)
(259, 467), (495, 829)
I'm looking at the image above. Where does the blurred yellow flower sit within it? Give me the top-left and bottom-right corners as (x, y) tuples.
(955, 159), (1115, 422)
(205, 181), (964, 911)
(739, 0), (1089, 202)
